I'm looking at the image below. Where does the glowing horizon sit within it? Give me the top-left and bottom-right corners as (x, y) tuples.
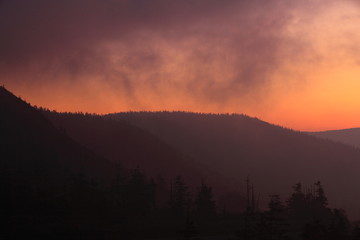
(2, 0), (360, 132)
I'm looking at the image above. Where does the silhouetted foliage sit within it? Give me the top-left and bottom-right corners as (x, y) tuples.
(314, 181), (328, 207)
(1, 86), (360, 239)
(178, 214), (199, 240)
(263, 195), (288, 239)
(287, 183), (305, 210)
(194, 182), (216, 219)
(328, 209), (350, 240)
(351, 225), (360, 240)
(169, 175), (192, 218)
(302, 219), (328, 240)
(123, 168), (156, 217)
(110, 111), (360, 219)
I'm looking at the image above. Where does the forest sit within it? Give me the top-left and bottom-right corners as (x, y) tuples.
(2, 0), (360, 239)
(2, 86), (360, 239)
(1, 164), (359, 240)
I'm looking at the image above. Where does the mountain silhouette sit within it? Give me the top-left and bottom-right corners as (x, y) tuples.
(5, 84), (360, 219)
(109, 111), (360, 219)
(3, 86), (360, 238)
(0, 86), (115, 185)
(42, 110), (242, 209)
(0, 86), (125, 238)
(309, 128), (360, 149)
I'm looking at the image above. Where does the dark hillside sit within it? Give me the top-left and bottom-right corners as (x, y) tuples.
(0, 87), (115, 184)
(309, 128), (360, 149)
(110, 111), (360, 219)
(42, 110), (240, 208)
(0, 86), (121, 238)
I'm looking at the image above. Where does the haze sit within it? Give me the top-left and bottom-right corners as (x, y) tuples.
(1, 0), (360, 131)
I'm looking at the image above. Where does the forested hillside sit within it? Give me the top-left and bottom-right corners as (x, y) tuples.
(111, 111), (360, 219)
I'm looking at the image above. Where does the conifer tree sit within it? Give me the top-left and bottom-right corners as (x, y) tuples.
(194, 182), (216, 219)
(314, 181), (328, 207)
(123, 168), (155, 217)
(268, 195), (287, 237)
(257, 195), (287, 240)
(169, 175), (191, 218)
(287, 183), (305, 210)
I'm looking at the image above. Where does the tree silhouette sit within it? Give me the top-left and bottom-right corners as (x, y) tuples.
(194, 182), (216, 219)
(169, 175), (192, 218)
(314, 181), (328, 208)
(287, 183), (305, 211)
(123, 168), (156, 217)
(266, 195), (287, 239)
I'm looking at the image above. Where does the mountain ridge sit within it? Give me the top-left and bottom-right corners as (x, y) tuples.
(0, 86), (116, 185)
(3, 85), (360, 219)
(109, 111), (360, 219)
(42, 110), (243, 209)
(309, 128), (360, 149)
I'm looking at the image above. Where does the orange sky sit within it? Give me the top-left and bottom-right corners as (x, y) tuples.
(2, 0), (360, 131)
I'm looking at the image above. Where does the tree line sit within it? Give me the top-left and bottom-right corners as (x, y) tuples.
(1, 165), (360, 240)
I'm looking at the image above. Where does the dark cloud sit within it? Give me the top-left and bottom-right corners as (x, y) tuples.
(1, 0), (359, 109)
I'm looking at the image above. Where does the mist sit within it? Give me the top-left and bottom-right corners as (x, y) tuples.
(1, 0), (360, 130)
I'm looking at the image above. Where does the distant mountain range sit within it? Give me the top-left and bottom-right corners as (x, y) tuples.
(3, 86), (360, 221)
(109, 112), (360, 219)
(42, 110), (235, 205)
(309, 128), (360, 149)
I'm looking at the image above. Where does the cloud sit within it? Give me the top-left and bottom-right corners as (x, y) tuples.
(1, 0), (360, 115)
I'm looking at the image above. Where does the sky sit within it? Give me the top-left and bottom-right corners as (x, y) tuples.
(1, 0), (360, 131)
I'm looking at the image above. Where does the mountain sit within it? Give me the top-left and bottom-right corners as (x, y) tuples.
(42, 110), (239, 207)
(2, 87), (235, 238)
(0, 86), (115, 184)
(309, 128), (360, 149)
(109, 111), (360, 219)
(3, 86), (360, 238)
(0, 86), (120, 238)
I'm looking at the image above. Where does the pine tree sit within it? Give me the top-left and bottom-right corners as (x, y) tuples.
(169, 175), (191, 218)
(257, 195), (287, 240)
(287, 183), (305, 210)
(194, 182), (216, 219)
(314, 181), (328, 208)
(123, 168), (155, 217)
(268, 195), (287, 236)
